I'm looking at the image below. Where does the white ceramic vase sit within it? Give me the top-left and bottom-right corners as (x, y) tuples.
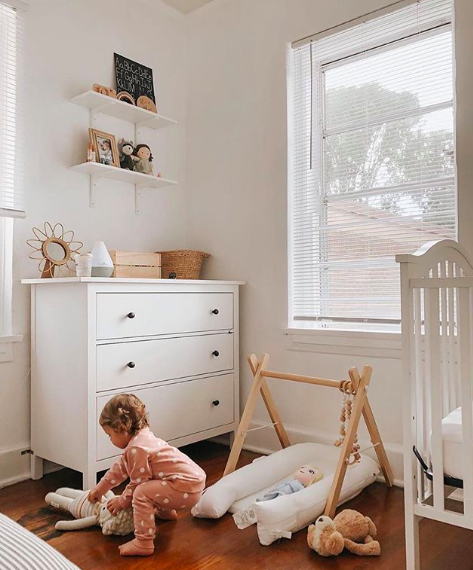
(91, 241), (114, 277)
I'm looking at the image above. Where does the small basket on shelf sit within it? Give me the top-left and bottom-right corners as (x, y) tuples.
(158, 249), (210, 280)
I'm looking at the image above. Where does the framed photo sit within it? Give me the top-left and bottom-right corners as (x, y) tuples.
(89, 128), (119, 167)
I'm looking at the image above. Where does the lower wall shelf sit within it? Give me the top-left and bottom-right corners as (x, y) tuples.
(71, 162), (178, 214)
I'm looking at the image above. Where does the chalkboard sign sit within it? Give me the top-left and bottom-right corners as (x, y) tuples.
(114, 53), (156, 104)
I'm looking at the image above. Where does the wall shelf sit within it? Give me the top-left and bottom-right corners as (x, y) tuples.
(70, 90), (179, 214)
(71, 162), (178, 214)
(70, 90), (178, 130)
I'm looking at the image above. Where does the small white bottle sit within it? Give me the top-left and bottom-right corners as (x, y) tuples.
(74, 253), (93, 277)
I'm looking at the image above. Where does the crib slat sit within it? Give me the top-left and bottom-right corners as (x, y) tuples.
(411, 289), (427, 501)
(440, 262), (449, 415)
(426, 287), (444, 511)
(459, 287), (473, 516)
(447, 261), (457, 409)
(413, 288), (425, 500)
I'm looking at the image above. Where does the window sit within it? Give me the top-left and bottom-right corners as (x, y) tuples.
(289, 0), (455, 332)
(0, 0), (25, 346)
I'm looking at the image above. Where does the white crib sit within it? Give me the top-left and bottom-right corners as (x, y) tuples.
(397, 239), (473, 569)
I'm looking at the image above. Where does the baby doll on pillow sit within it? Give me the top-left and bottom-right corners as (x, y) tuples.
(257, 465), (324, 501)
(233, 465), (324, 529)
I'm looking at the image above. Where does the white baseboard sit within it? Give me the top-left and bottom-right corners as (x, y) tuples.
(0, 447), (63, 489)
(0, 447), (30, 489)
(241, 420), (404, 488)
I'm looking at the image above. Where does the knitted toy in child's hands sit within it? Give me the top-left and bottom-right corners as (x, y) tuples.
(45, 487), (134, 536)
(257, 465), (324, 502)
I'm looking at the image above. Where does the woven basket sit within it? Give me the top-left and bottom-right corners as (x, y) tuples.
(158, 250), (210, 279)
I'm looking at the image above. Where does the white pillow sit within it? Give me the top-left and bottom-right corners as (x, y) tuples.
(192, 442), (379, 545)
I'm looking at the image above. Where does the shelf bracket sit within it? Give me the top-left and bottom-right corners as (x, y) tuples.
(90, 174), (101, 207)
(90, 104), (112, 126)
(134, 181), (154, 215)
(135, 186), (142, 215)
(135, 120), (147, 143)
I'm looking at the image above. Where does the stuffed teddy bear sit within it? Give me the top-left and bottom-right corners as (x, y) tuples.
(307, 516), (344, 557)
(333, 509), (380, 555)
(45, 487), (134, 536)
(308, 509), (380, 557)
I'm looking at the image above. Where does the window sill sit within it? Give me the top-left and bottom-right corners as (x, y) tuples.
(285, 328), (401, 359)
(0, 334), (23, 363)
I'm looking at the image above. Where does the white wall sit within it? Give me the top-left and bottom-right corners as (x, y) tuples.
(186, 0), (473, 484)
(0, 0), (187, 485)
(3, 0), (472, 488)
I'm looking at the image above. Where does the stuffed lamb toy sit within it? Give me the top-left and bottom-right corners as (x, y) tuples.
(45, 487), (134, 536)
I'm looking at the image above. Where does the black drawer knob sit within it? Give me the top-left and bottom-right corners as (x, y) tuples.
(127, 312), (135, 319)
(212, 400), (220, 407)
(212, 350), (220, 357)
(127, 362), (136, 368)
(211, 309), (219, 315)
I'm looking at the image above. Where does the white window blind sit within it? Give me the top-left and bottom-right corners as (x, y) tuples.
(289, 0), (455, 330)
(0, 1), (24, 219)
(0, 0), (25, 343)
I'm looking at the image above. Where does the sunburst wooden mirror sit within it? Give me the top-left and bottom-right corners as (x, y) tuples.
(27, 222), (83, 278)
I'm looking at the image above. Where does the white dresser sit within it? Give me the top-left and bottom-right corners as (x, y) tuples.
(22, 278), (243, 489)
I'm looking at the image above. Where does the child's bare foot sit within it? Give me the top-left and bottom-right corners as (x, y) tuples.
(156, 509), (177, 520)
(119, 539), (154, 557)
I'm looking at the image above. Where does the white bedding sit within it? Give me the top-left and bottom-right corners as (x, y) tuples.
(192, 442), (379, 545)
(442, 405), (472, 480)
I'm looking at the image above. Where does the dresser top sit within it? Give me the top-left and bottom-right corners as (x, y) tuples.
(21, 277), (245, 285)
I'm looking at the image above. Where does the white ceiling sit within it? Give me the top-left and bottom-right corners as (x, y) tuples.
(160, 0), (215, 14)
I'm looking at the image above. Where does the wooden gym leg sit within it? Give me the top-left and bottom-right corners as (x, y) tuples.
(349, 367), (394, 487)
(248, 354), (290, 449)
(223, 354), (269, 476)
(324, 366), (372, 519)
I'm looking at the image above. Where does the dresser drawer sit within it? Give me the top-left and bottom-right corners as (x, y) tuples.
(96, 373), (234, 461)
(96, 292), (233, 340)
(96, 333), (233, 392)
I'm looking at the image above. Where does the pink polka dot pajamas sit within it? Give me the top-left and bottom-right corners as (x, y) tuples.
(95, 428), (206, 547)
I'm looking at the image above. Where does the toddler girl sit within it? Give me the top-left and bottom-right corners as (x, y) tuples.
(88, 394), (206, 557)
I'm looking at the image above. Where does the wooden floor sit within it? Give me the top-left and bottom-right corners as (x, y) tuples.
(1, 442), (473, 570)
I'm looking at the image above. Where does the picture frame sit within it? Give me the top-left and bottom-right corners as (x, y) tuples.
(88, 128), (120, 167)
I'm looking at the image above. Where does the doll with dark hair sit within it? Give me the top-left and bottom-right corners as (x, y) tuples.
(132, 144), (154, 175)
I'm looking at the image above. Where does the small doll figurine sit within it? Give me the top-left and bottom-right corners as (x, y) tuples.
(132, 143), (154, 175)
(257, 465), (324, 502)
(232, 465), (324, 530)
(118, 139), (135, 171)
(87, 142), (96, 163)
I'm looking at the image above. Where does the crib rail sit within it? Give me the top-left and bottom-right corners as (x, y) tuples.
(398, 240), (473, 541)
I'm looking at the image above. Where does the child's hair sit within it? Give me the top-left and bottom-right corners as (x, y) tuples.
(99, 394), (149, 435)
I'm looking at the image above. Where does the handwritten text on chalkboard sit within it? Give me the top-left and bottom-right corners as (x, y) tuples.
(114, 54), (156, 104)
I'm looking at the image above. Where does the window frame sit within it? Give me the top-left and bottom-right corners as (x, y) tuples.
(288, 15), (457, 335)
(0, 0), (26, 362)
(0, 217), (22, 363)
